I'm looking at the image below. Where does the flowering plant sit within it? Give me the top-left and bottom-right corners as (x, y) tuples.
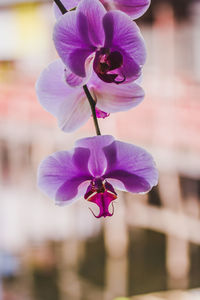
(36, 0), (158, 218)
(53, 0), (146, 84)
(38, 135), (158, 218)
(36, 60), (144, 132)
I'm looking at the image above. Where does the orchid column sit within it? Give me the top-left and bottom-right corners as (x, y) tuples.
(36, 0), (158, 218)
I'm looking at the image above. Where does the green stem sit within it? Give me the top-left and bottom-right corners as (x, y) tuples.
(54, 0), (102, 136)
(83, 85), (101, 136)
(54, 0), (68, 14)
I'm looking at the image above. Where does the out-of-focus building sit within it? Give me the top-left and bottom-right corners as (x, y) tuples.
(0, 1), (200, 299)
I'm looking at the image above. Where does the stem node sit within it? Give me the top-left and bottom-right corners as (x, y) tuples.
(83, 85), (101, 136)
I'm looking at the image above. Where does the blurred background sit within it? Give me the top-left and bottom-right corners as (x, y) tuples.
(0, 0), (200, 299)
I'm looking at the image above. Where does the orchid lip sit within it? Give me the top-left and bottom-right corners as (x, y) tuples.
(84, 177), (117, 218)
(93, 48), (124, 84)
(113, 75), (126, 84)
(89, 201), (114, 218)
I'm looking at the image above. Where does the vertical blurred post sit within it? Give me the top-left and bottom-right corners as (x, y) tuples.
(58, 206), (82, 300)
(0, 276), (2, 300)
(191, 1), (200, 81)
(152, 2), (190, 289)
(104, 192), (128, 300)
(166, 236), (189, 289)
(159, 173), (190, 289)
(0, 251), (3, 300)
(153, 2), (175, 81)
(151, 2), (176, 148)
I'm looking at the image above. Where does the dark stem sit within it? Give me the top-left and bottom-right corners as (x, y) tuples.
(83, 85), (101, 136)
(54, 0), (102, 136)
(54, 0), (68, 14)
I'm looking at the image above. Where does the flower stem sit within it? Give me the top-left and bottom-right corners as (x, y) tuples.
(54, 0), (68, 14)
(83, 85), (101, 136)
(54, 0), (102, 136)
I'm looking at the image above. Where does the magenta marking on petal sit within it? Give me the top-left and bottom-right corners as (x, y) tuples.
(64, 68), (83, 87)
(104, 180), (117, 195)
(96, 73), (118, 83)
(89, 201), (114, 218)
(93, 48), (124, 83)
(84, 182), (95, 199)
(84, 178), (117, 218)
(113, 75), (126, 84)
(88, 191), (116, 218)
(95, 107), (110, 119)
(108, 51), (123, 71)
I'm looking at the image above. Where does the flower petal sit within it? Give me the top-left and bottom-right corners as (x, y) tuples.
(64, 69), (84, 87)
(103, 140), (158, 193)
(113, 0), (151, 19)
(37, 148), (92, 205)
(103, 11), (146, 78)
(57, 90), (91, 132)
(77, 0), (106, 46)
(36, 60), (91, 132)
(75, 135), (115, 177)
(68, 48), (94, 77)
(53, 11), (94, 77)
(53, 0), (151, 20)
(65, 53), (94, 87)
(90, 73), (144, 113)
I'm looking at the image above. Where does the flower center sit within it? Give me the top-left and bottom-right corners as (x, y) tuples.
(84, 177), (117, 218)
(93, 48), (125, 84)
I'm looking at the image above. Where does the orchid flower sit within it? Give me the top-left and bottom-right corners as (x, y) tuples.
(38, 135), (158, 218)
(53, 0), (146, 85)
(36, 59), (144, 132)
(54, 0), (151, 20)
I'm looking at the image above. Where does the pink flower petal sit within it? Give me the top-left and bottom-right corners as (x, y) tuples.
(103, 140), (158, 193)
(75, 135), (115, 177)
(89, 72), (144, 113)
(36, 60), (91, 132)
(37, 148), (92, 205)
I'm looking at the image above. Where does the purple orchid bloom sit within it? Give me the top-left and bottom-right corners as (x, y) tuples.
(36, 59), (144, 132)
(38, 135), (158, 218)
(54, 0), (151, 20)
(53, 0), (146, 85)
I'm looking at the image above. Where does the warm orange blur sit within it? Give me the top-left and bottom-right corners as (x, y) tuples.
(0, 1), (200, 300)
